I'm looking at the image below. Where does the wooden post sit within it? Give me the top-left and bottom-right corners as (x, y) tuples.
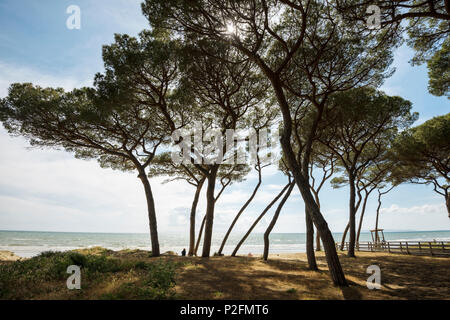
(442, 242), (445, 253)
(387, 242), (391, 253)
(429, 242), (433, 256)
(406, 242), (410, 254)
(400, 242), (403, 253)
(418, 242), (421, 253)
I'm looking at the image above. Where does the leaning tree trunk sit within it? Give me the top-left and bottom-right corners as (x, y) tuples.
(375, 192), (383, 243)
(202, 166), (219, 258)
(347, 174), (357, 257)
(315, 230), (321, 251)
(356, 191), (370, 244)
(280, 119), (347, 284)
(340, 223), (350, 251)
(188, 179), (205, 256)
(267, 73), (347, 286)
(138, 171), (160, 257)
(218, 169), (262, 255)
(232, 182), (291, 257)
(305, 208), (318, 270)
(446, 193), (450, 218)
(263, 181), (295, 260)
(312, 192), (322, 251)
(194, 214), (206, 256)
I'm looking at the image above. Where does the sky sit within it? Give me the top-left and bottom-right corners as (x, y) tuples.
(0, 0), (449, 236)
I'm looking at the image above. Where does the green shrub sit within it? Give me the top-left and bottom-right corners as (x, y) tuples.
(102, 260), (177, 300)
(0, 251), (179, 299)
(0, 251), (126, 298)
(286, 288), (297, 294)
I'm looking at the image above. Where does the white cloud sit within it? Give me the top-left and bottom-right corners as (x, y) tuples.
(377, 202), (449, 231)
(0, 61), (92, 97)
(0, 126), (197, 233)
(381, 203), (446, 215)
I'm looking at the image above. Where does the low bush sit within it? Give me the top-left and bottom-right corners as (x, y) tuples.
(0, 250), (179, 299)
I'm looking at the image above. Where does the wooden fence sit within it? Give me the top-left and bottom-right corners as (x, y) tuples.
(336, 241), (450, 257)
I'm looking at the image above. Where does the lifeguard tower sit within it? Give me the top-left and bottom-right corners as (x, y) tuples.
(370, 228), (385, 244)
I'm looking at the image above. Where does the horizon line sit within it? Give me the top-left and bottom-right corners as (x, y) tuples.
(1, 229), (450, 235)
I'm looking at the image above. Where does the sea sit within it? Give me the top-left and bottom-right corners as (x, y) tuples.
(1, 230), (450, 258)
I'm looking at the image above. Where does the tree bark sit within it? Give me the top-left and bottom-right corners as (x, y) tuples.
(374, 186), (394, 242)
(270, 76), (347, 286)
(446, 193), (450, 218)
(138, 171), (160, 257)
(315, 230), (321, 251)
(201, 166), (219, 257)
(305, 207), (319, 270)
(340, 223), (350, 251)
(233, 182), (291, 257)
(311, 191), (322, 251)
(356, 190), (370, 244)
(348, 173), (357, 257)
(194, 214), (206, 256)
(375, 191), (382, 243)
(263, 181), (295, 260)
(218, 169), (262, 255)
(188, 178), (205, 256)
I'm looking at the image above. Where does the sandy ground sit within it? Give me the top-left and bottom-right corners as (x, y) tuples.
(173, 251), (450, 300)
(0, 250), (22, 261)
(1, 249), (448, 299)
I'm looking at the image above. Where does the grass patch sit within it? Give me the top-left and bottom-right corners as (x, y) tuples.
(286, 288), (297, 294)
(0, 250), (179, 299)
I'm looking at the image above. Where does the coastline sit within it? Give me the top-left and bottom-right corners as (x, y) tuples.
(0, 250), (22, 261)
(2, 229), (450, 259)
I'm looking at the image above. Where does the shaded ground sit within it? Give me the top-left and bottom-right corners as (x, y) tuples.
(174, 251), (450, 300)
(0, 248), (448, 299)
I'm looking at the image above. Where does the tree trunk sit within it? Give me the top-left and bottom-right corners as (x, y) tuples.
(356, 191), (370, 244)
(202, 166), (219, 258)
(305, 208), (318, 270)
(311, 191), (322, 252)
(375, 191), (382, 243)
(188, 178), (205, 256)
(233, 182), (291, 257)
(374, 186), (394, 242)
(348, 174), (356, 257)
(263, 181), (295, 260)
(340, 223), (350, 251)
(279, 109), (347, 284)
(315, 230), (321, 251)
(138, 171), (160, 257)
(194, 214), (206, 256)
(218, 170), (262, 255)
(446, 193), (450, 218)
(262, 70), (347, 286)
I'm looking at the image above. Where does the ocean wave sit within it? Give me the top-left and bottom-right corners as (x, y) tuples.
(388, 237), (450, 242)
(2, 230), (449, 258)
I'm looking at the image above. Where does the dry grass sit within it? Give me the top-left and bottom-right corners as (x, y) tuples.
(1, 248), (448, 299)
(173, 251), (450, 300)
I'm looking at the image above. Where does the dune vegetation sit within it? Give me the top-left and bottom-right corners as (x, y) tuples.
(0, 248), (449, 300)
